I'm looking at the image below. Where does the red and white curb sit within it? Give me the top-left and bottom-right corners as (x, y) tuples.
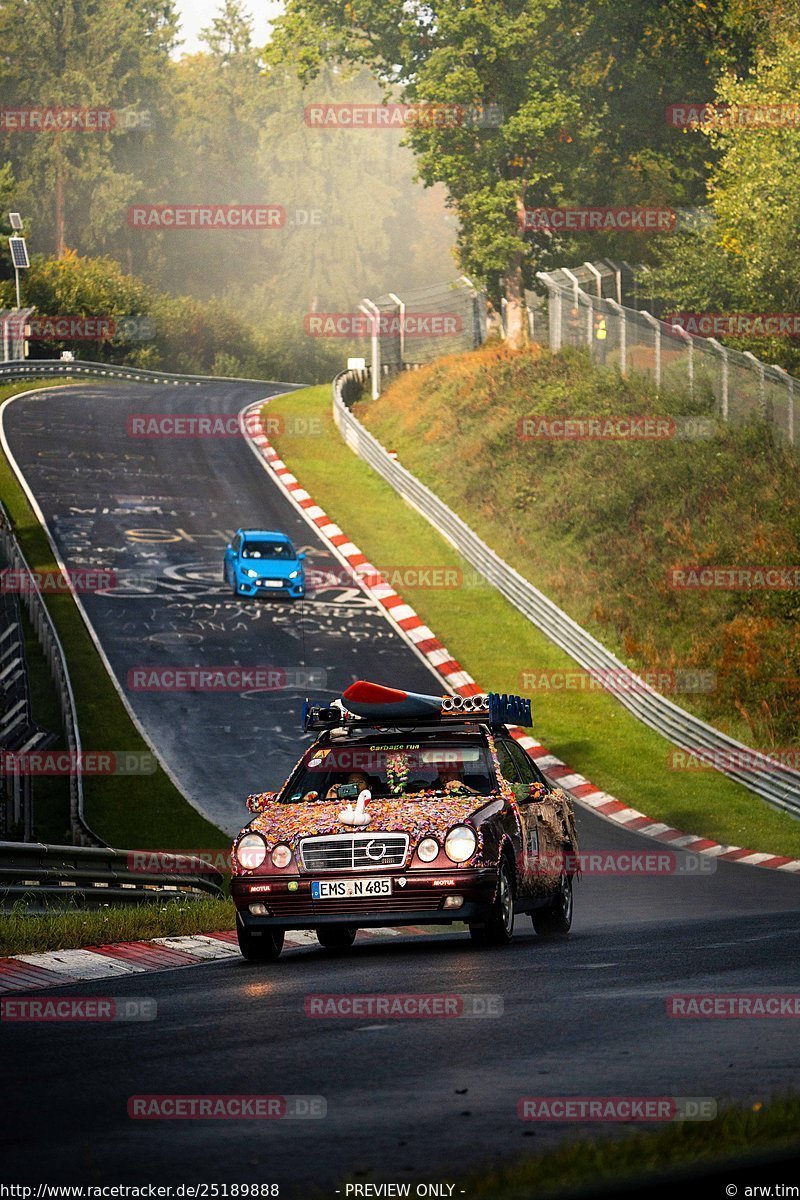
(0, 927), (442, 995)
(240, 399), (800, 877)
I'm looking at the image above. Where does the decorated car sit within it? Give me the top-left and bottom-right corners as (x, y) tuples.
(231, 680), (579, 961)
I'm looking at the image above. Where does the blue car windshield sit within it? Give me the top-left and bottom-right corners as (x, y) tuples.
(241, 540), (294, 560)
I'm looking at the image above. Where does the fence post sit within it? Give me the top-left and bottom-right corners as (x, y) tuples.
(605, 300), (626, 375)
(743, 350), (767, 420)
(387, 292), (405, 365)
(536, 272), (561, 351)
(359, 299), (381, 400)
(708, 338), (729, 421)
(640, 311), (661, 390)
(672, 325), (694, 398)
(768, 364), (794, 445)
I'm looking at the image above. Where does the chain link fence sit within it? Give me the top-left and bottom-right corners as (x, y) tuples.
(358, 278), (487, 394)
(535, 262), (796, 446)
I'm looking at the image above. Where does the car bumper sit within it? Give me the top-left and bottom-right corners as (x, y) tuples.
(236, 577), (304, 597)
(231, 868), (498, 930)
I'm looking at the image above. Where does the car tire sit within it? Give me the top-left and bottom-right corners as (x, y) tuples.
(532, 872), (573, 937)
(469, 858), (515, 947)
(316, 924), (357, 952)
(236, 918), (285, 962)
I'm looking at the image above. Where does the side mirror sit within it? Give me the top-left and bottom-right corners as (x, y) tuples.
(298, 552), (307, 561)
(247, 790), (277, 814)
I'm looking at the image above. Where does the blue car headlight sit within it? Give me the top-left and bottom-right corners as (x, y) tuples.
(289, 569), (300, 579)
(243, 568), (258, 579)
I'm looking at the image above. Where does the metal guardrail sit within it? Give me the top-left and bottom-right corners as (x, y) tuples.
(0, 507), (97, 845)
(0, 840), (224, 912)
(0, 357), (273, 387)
(332, 369), (800, 818)
(0, 580), (56, 841)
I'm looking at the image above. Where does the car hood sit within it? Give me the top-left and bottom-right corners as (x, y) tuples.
(244, 794), (496, 849)
(238, 559), (300, 577)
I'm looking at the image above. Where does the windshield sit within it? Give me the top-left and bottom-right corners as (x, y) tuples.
(241, 540), (295, 560)
(282, 740), (498, 803)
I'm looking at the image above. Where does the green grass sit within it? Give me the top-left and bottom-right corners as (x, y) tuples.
(360, 345), (800, 753)
(459, 1094), (799, 1199)
(0, 896), (235, 955)
(265, 385), (800, 858)
(0, 379), (227, 849)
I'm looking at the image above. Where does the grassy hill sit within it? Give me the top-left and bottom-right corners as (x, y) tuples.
(358, 343), (800, 755)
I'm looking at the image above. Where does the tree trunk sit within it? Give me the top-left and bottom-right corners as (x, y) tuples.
(501, 249), (528, 349)
(54, 148), (66, 259)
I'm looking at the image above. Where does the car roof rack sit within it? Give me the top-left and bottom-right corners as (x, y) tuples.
(302, 682), (531, 733)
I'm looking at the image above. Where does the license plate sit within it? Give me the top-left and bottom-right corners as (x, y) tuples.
(260, 580), (283, 588)
(312, 877), (393, 900)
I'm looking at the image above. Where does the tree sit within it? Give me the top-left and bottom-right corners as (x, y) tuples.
(0, 0), (178, 257)
(268, 0), (583, 347)
(654, 20), (800, 372)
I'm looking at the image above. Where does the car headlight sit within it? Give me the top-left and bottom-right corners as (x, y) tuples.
(271, 844), (292, 868)
(444, 825), (477, 863)
(289, 569), (300, 579)
(244, 568), (258, 579)
(417, 837), (439, 863)
(236, 833), (267, 869)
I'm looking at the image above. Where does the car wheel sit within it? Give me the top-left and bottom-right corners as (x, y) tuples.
(230, 575), (240, 597)
(316, 924), (357, 952)
(236, 917), (284, 962)
(532, 872), (573, 936)
(469, 858), (515, 947)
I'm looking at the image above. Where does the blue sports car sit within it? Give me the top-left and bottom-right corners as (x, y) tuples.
(223, 528), (306, 600)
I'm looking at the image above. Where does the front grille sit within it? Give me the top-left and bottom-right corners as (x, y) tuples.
(264, 893), (442, 917)
(300, 833), (409, 871)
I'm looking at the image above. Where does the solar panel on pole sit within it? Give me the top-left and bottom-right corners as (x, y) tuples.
(8, 213), (23, 232)
(9, 237), (30, 269)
